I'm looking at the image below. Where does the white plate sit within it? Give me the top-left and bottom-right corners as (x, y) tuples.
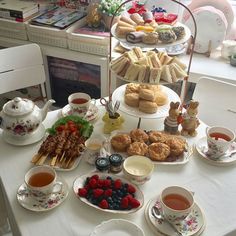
(183, 6), (227, 54)
(112, 84), (181, 119)
(90, 219), (144, 236)
(109, 131), (192, 166)
(182, 0), (234, 30)
(17, 177), (68, 212)
(145, 196), (206, 236)
(2, 124), (45, 146)
(195, 137), (236, 166)
(120, 41), (187, 56)
(111, 22), (191, 49)
(60, 104), (99, 122)
(73, 172), (144, 214)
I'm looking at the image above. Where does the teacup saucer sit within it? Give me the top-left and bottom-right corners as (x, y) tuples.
(2, 124), (45, 146)
(16, 178), (68, 212)
(195, 137), (236, 166)
(61, 104), (99, 122)
(145, 196), (206, 236)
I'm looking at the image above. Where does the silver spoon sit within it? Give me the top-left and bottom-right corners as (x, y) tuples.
(152, 206), (183, 236)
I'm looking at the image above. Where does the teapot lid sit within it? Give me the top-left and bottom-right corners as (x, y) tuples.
(3, 97), (34, 116)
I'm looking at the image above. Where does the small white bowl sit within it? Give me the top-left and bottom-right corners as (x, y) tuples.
(123, 155), (154, 185)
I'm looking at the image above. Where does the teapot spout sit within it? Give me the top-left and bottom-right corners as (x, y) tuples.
(41, 99), (55, 121)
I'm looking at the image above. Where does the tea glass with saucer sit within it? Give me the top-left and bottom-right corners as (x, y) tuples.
(145, 195), (206, 236)
(159, 186), (194, 223)
(24, 166), (63, 199)
(17, 166), (68, 211)
(68, 92), (96, 117)
(206, 126), (235, 159)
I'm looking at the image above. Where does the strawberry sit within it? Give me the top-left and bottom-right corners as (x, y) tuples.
(120, 197), (129, 209)
(89, 178), (97, 189)
(104, 189), (112, 197)
(93, 188), (104, 198)
(99, 199), (109, 209)
(127, 185), (136, 194)
(91, 174), (99, 180)
(114, 179), (122, 189)
(78, 188), (87, 197)
(97, 179), (104, 188)
(130, 198), (140, 208)
(103, 179), (111, 188)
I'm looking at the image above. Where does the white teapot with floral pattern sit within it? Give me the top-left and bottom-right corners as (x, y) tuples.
(0, 97), (55, 145)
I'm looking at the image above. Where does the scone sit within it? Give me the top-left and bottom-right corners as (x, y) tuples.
(155, 90), (168, 106)
(139, 88), (155, 101)
(148, 131), (168, 143)
(125, 83), (140, 94)
(111, 133), (132, 152)
(127, 142), (148, 156)
(139, 100), (158, 114)
(125, 92), (139, 107)
(130, 129), (149, 143)
(165, 137), (186, 156)
(148, 143), (170, 161)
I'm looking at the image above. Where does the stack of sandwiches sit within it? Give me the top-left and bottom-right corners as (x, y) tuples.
(110, 47), (187, 84)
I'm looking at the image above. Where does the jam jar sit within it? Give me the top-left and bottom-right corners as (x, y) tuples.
(95, 157), (110, 172)
(109, 154), (123, 173)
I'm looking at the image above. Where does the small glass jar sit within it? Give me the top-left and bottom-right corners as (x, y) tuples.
(95, 157), (110, 172)
(109, 154), (123, 173)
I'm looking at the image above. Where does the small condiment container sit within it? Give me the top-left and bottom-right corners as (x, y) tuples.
(95, 157), (110, 172)
(109, 154), (123, 173)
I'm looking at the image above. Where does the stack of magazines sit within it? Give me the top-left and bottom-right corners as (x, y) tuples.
(30, 6), (86, 29)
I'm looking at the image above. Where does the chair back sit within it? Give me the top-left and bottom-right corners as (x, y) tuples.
(0, 44), (47, 98)
(193, 77), (236, 132)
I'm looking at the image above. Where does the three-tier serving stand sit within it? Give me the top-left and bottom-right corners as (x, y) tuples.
(106, 0), (197, 128)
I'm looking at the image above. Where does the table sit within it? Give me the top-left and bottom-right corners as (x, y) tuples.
(1, 104), (236, 236)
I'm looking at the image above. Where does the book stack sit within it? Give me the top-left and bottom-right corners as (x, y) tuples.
(0, 0), (39, 22)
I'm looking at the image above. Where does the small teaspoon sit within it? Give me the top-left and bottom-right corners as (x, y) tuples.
(151, 206), (183, 236)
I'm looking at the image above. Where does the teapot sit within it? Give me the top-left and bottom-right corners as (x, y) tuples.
(0, 97), (55, 144)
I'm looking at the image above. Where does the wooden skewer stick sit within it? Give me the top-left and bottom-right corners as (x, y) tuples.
(36, 154), (48, 165)
(31, 153), (42, 164)
(59, 151), (65, 163)
(65, 156), (73, 169)
(50, 155), (58, 166)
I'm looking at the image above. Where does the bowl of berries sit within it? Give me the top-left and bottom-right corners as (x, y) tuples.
(73, 172), (144, 213)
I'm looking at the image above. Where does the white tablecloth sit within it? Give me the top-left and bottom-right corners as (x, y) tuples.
(0, 105), (236, 236)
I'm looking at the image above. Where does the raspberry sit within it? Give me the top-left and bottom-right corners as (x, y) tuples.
(103, 179), (111, 188)
(97, 179), (104, 188)
(89, 178), (97, 189)
(130, 198), (140, 208)
(78, 188), (87, 197)
(104, 189), (112, 197)
(114, 179), (122, 189)
(93, 188), (104, 198)
(120, 197), (129, 209)
(99, 199), (109, 209)
(91, 174), (99, 180)
(127, 185), (136, 194)
(126, 194), (133, 202)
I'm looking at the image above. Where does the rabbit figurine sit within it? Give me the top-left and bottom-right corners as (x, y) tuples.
(164, 101), (181, 135)
(180, 100), (200, 137)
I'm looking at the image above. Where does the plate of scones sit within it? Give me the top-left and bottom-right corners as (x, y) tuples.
(110, 129), (192, 165)
(112, 83), (180, 119)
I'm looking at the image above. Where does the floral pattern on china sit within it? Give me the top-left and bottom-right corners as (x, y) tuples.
(0, 97), (55, 137)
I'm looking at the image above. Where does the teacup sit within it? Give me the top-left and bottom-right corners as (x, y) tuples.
(25, 166), (63, 198)
(160, 186), (194, 222)
(206, 126), (235, 159)
(84, 137), (104, 165)
(68, 92), (96, 117)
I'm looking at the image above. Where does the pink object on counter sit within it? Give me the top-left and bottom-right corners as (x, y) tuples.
(183, 6), (228, 53)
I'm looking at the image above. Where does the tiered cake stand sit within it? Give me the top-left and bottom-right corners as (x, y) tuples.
(107, 0), (197, 128)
